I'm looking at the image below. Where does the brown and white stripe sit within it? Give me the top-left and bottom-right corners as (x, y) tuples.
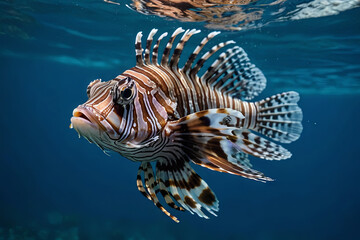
(72, 27), (302, 223)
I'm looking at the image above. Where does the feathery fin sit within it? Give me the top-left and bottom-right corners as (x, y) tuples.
(156, 157), (219, 219)
(137, 162), (180, 223)
(136, 164), (151, 201)
(190, 40), (235, 79)
(156, 167), (185, 212)
(136, 158), (219, 222)
(255, 91), (303, 143)
(166, 108), (283, 181)
(202, 46), (266, 100)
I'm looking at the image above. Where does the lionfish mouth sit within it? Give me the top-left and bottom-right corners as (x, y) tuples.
(70, 106), (107, 138)
(73, 111), (91, 122)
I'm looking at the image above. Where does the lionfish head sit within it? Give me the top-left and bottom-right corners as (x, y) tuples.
(70, 76), (137, 149)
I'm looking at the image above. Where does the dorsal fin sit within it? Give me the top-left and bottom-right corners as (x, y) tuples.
(182, 31), (220, 74)
(135, 31), (143, 66)
(151, 32), (168, 65)
(189, 40), (235, 80)
(133, 28), (265, 100)
(169, 29), (200, 70)
(144, 29), (158, 65)
(201, 46), (245, 83)
(160, 27), (185, 67)
(202, 46), (266, 100)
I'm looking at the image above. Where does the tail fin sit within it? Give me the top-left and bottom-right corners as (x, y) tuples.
(256, 91), (303, 144)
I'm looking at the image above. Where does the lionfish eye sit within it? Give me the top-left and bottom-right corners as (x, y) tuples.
(121, 88), (133, 100)
(113, 77), (136, 105)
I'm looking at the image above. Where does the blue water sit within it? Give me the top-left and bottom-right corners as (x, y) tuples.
(0, 0), (359, 239)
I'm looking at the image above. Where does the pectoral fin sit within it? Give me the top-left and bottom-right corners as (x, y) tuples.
(166, 108), (292, 181)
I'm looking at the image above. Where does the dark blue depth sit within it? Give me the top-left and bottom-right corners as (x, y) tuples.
(0, 1), (359, 239)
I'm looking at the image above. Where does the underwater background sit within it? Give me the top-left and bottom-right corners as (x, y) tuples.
(0, 0), (359, 239)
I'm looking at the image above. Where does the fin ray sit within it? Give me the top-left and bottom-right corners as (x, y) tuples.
(202, 46), (266, 100)
(190, 40), (235, 79)
(136, 163), (152, 201)
(152, 32), (168, 65)
(169, 29), (201, 70)
(166, 108), (281, 181)
(144, 29), (158, 65)
(135, 31), (144, 66)
(255, 91), (303, 143)
(160, 27), (185, 67)
(137, 162), (180, 223)
(182, 31), (221, 74)
(156, 166), (184, 211)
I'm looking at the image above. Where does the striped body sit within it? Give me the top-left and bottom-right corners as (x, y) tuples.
(70, 28), (303, 222)
(122, 66), (260, 144)
(124, 65), (259, 128)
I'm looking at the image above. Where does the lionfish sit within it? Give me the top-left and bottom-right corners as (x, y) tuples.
(70, 28), (303, 222)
